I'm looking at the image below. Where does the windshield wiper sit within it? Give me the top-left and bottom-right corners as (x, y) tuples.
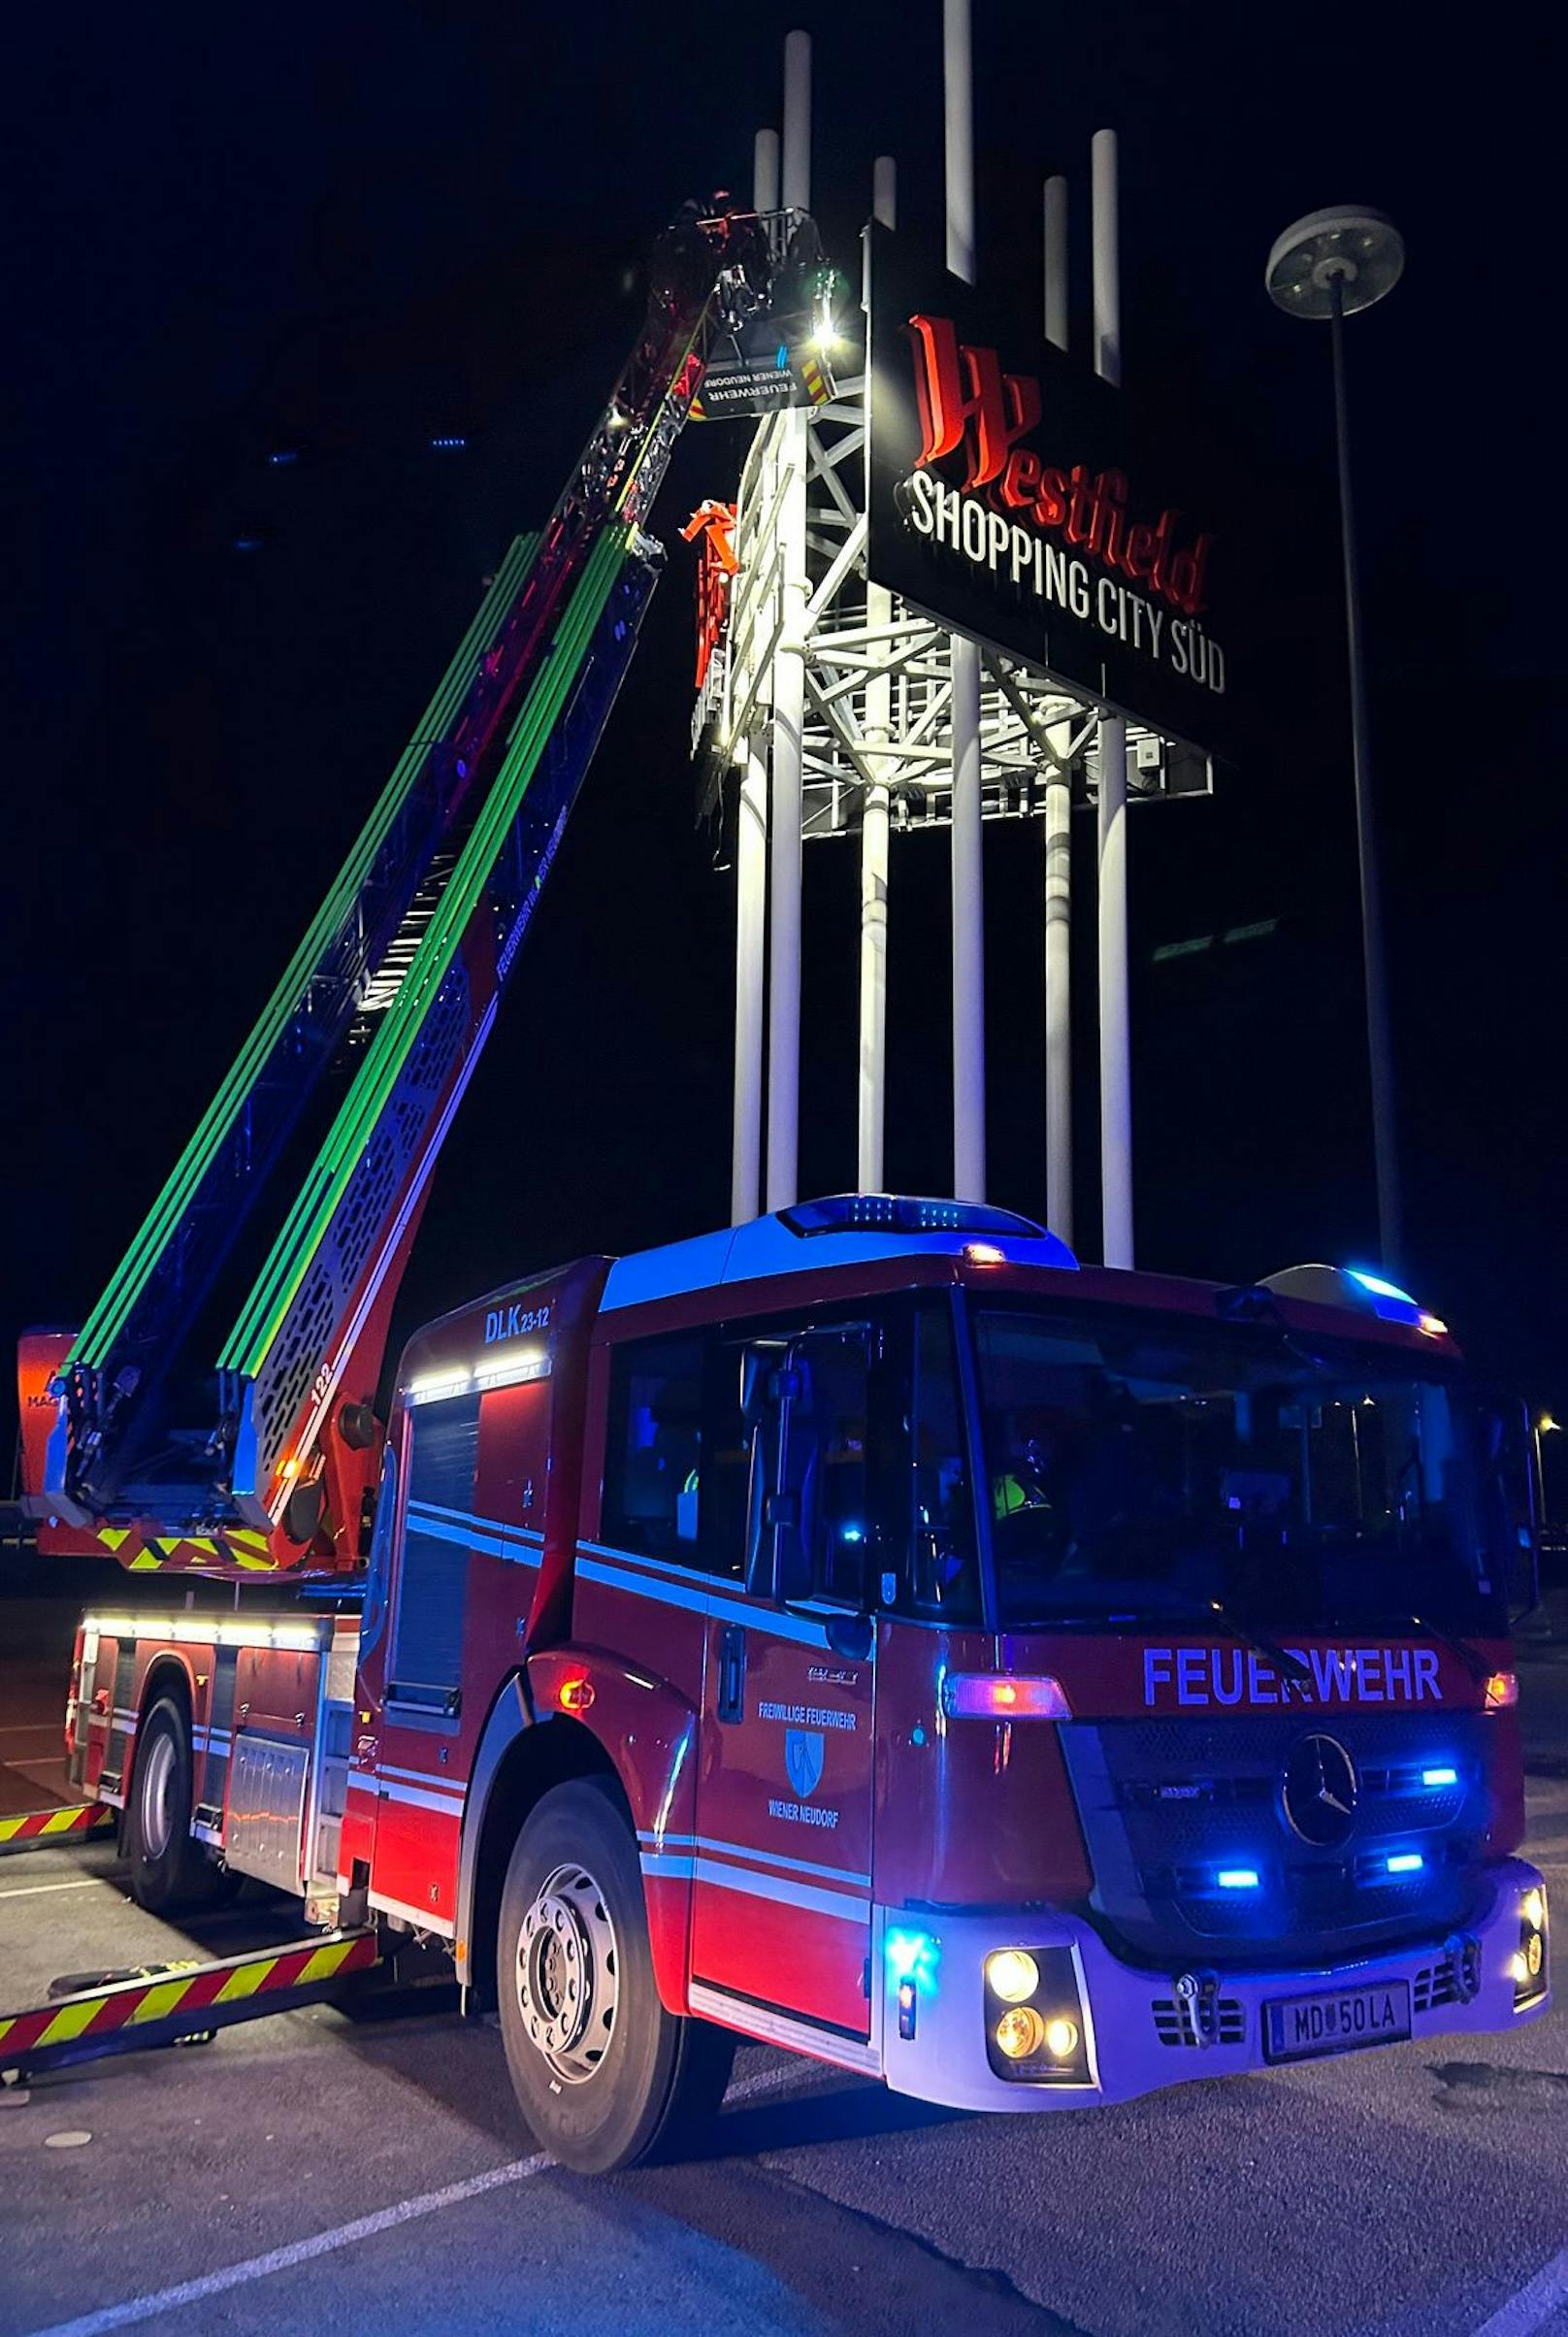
(1351, 1609), (1491, 1685)
(1152, 1591), (1314, 1688)
(1001, 1607), (1145, 1630)
(1007, 1590), (1314, 1683)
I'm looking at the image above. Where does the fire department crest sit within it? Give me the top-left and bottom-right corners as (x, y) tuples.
(785, 1728), (825, 1800)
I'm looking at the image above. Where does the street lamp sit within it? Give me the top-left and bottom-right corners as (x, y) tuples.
(1534, 1412), (1560, 1536)
(1266, 206), (1406, 1272)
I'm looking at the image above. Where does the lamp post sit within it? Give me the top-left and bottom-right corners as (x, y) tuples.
(1534, 1412), (1559, 1538)
(1267, 206), (1406, 1273)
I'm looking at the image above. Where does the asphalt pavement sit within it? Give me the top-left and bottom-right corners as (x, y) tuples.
(0, 1641), (1565, 2335)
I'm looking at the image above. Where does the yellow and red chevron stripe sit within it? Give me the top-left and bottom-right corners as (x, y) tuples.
(0, 1802), (114, 1854)
(98, 1525), (285, 1574)
(0, 1931), (377, 2065)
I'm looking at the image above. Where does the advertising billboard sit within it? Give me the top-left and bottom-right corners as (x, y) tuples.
(866, 224), (1239, 766)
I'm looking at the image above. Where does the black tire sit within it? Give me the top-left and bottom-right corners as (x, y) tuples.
(125, 1697), (227, 1914)
(496, 1777), (735, 2173)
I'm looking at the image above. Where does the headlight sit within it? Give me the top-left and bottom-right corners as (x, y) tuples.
(995, 2006), (1046, 2059)
(985, 1950), (1040, 2004)
(982, 1944), (1091, 2084)
(1515, 1881), (1549, 2010)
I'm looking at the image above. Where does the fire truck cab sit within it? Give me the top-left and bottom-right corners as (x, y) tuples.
(67, 1196), (1551, 2171)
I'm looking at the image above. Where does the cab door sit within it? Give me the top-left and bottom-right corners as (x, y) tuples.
(691, 1323), (883, 2041)
(366, 1385), (482, 1933)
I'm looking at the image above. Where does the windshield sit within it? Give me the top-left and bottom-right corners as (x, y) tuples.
(972, 1305), (1510, 1637)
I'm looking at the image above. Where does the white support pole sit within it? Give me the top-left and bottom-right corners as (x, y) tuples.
(729, 124), (782, 1229)
(1092, 127), (1133, 1267)
(1042, 172), (1072, 1248)
(782, 31), (811, 213)
(1044, 768), (1073, 1244)
(872, 155), (898, 238)
(859, 156), (897, 1195)
(732, 747), (768, 1225)
(754, 126), (780, 215)
(1096, 714), (1131, 1262)
(1091, 130), (1121, 385)
(767, 420), (807, 1215)
(767, 33), (811, 1212)
(1044, 174), (1068, 354)
(945, 0), (985, 1201)
(950, 646), (985, 1201)
(943, 0), (976, 282)
(858, 736), (891, 1195)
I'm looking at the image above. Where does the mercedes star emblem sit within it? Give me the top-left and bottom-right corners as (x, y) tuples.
(1282, 1732), (1359, 1847)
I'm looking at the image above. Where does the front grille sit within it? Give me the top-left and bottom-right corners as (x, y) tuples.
(1414, 1953), (1463, 2014)
(1060, 1712), (1494, 1964)
(1151, 1995), (1247, 2047)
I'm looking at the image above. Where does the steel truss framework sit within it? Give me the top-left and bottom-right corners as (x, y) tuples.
(699, 369), (1209, 844)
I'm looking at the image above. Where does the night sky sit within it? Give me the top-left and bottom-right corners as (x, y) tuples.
(7, 0), (1563, 1480)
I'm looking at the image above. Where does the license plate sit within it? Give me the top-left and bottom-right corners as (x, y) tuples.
(1263, 1979), (1411, 2064)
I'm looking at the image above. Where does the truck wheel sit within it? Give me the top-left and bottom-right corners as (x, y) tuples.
(126, 1698), (226, 1914)
(497, 1777), (735, 2173)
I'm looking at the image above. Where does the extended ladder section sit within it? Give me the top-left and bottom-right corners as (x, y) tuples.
(46, 212), (809, 1565)
(222, 519), (655, 1531)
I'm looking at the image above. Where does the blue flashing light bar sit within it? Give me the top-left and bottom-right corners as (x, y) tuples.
(1216, 1868), (1260, 1891)
(1343, 1266), (1425, 1328)
(268, 448), (300, 467)
(782, 1194), (1049, 1240)
(1386, 1852), (1424, 1875)
(1421, 1766), (1458, 1789)
(430, 435), (468, 450)
(1347, 1267), (1417, 1304)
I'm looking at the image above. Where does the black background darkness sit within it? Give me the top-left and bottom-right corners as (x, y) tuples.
(5, 0), (1564, 1470)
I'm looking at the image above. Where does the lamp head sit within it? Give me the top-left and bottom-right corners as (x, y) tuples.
(1266, 206), (1404, 320)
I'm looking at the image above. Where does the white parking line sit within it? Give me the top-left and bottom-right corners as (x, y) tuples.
(0, 1880), (103, 1902)
(20, 2154), (553, 2336)
(1473, 2247), (1568, 2336)
(16, 2061), (805, 2336)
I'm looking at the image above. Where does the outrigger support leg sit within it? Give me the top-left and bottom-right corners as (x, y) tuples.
(0, 1803), (115, 1857)
(0, 1929), (380, 2082)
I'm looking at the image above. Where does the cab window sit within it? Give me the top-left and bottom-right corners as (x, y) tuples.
(772, 1326), (876, 1606)
(734, 1318), (903, 1610)
(603, 1334), (705, 1563)
(903, 1300), (981, 1623)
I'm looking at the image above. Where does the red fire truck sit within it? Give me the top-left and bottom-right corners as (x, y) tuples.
(36, 1203), (1551, 2170)
(9, 210), (1550, 2169)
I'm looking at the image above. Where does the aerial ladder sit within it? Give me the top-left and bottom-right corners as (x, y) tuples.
(22, 208), (816, 1584)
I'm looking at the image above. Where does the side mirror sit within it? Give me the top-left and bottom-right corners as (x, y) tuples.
(824, 1611), (873, 1662)
(739, 1346), (800, 1420)
(783, 1592), (872, 1660)
(739, 1346), (768, 1422)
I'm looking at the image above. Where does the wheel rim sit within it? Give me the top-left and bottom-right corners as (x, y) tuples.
(139, 1730), (177, 1861)
(515, 1860), (619, 2086)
